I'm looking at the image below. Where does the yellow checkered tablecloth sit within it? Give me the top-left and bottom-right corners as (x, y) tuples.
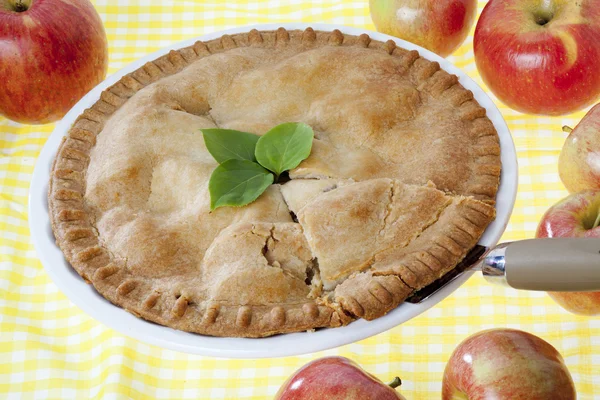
(1, 1), (599, 398)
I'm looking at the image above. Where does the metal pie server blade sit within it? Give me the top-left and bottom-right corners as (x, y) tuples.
(406, 244), (488, 304)
(407, 238), (600, 303)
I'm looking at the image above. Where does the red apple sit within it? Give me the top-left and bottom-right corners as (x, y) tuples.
(559, 103), (600, 193)
(474, 0), (600, 115)
(442, 329), (576, 400)
(274, 356), (406, 400)
(537, 190), (600, 315)
(369, 0), (477, 57)
(0, 0), (108, 124)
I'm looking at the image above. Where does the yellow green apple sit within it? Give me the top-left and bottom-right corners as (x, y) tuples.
(559, 103), (600, 193)
(369, 0), (477, 57)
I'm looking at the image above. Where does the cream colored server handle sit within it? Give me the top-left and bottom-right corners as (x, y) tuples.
(482, 238), (600, 291)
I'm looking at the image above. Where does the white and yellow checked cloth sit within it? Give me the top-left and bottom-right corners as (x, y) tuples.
(1, 1), (599, 399)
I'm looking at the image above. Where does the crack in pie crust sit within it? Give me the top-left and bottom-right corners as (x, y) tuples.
(48, 28), (500, 337)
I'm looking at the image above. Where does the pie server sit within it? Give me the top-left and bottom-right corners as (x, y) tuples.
(407, 238), (600, 303)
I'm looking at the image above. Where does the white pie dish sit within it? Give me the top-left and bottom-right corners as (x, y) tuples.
(29, 23), (517, 358)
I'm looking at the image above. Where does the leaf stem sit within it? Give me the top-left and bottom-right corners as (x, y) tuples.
(388, 377), (402, 389)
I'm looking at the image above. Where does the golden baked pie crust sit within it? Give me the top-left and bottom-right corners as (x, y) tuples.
(48, 28), (500, 337)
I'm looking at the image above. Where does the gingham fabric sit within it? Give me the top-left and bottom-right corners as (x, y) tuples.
(1, 1), (599, 399)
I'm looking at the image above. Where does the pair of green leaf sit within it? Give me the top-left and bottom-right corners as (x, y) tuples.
(202, 122), (314, 210)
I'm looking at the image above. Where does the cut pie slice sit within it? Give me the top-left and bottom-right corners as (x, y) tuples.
(295, 179), (454, 290)
(333, 196), (495, 320)
(202, 222), (314, 304)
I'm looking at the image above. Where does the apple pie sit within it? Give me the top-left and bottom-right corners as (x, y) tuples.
(48, 28), (500, 337)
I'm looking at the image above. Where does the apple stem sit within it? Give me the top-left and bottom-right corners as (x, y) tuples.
(562, 126), (574, 134)
(8, 0), (27, 12)
(16, 0), (30, 12)
(388, 377), (402, 389)
(593, 209), (600, 229)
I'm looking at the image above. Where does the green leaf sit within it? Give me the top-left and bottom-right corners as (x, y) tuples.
(255, 122), (314, 176)
(201, 128), (260, 163)
(209, 159), (274, 210)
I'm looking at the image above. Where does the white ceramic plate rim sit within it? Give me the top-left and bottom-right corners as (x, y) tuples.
(29, 23), (518, 359)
